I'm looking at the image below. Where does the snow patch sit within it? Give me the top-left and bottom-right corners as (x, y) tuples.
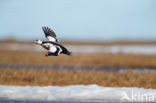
(0, 84), (156, 102)
(1, 43), (156, 55)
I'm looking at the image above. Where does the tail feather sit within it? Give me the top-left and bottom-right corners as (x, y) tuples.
(66, 51), (72, 56)
(60, 46), (72, 56)
(57, 43), (72, 56)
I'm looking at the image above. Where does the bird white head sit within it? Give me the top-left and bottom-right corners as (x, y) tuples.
(34, 40), (43, 45)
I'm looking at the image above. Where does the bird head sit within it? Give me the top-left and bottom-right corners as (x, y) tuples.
(34, 40), (42, 45)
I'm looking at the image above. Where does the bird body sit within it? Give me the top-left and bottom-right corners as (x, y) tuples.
(34, 27), (71, 56)
(41, 43), (50, 50)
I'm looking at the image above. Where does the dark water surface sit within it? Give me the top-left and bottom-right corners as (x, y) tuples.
(0, 99), (154, 103)
(0, 63), (156, 72)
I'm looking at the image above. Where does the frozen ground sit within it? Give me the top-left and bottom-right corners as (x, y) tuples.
(0, 84), (156, 102)
(1, 43), (156, 55)
(0, 43), (156, 55)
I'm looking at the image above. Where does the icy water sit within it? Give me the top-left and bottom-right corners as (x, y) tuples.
(0, 63), (156, 72)
(0, 99), (154, 103)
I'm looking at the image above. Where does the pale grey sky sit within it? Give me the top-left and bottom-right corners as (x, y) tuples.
(0, 0), (156, 41)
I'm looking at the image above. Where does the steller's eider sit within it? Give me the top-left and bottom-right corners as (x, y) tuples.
(34, 26), (72, 56)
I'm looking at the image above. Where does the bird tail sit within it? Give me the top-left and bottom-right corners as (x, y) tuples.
(58, 44), (72, 56)
(66, 51), (72, 56)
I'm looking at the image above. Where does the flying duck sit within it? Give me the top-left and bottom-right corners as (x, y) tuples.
(34, 26), (72, 56)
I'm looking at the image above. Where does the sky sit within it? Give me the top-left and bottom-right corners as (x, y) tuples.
(0, 0), (156, 41)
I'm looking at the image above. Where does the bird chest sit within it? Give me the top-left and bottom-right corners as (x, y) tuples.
(42, 43), (50, 50)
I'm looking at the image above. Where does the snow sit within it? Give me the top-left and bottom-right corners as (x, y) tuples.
(0, 84), (156, 102)
(67, 45), (156, 55)
(1, 43), (156, 55)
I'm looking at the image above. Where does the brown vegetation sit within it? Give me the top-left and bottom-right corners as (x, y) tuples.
(0, 68), (155, 88)
(0, 50), (156, 67)
(0, 40), (156, 88)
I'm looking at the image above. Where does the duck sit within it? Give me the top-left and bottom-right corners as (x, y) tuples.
(34, 26), (72, 56)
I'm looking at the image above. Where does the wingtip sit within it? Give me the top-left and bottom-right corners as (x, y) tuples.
(42, 26), (46, 29)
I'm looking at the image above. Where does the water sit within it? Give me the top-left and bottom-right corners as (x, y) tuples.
(0, 99), (154, 103)
(0, 63), (156, 72)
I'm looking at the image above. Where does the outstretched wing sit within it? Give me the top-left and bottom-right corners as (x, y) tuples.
(42, 26), (59, 42)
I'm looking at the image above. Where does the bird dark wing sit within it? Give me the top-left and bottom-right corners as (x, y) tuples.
(42, 26), (59, 42)
(42, 26), (56, 38)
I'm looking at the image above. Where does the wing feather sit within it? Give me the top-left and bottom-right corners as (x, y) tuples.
(42, 26), (59, 42)
(42, 26), (56, 38)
